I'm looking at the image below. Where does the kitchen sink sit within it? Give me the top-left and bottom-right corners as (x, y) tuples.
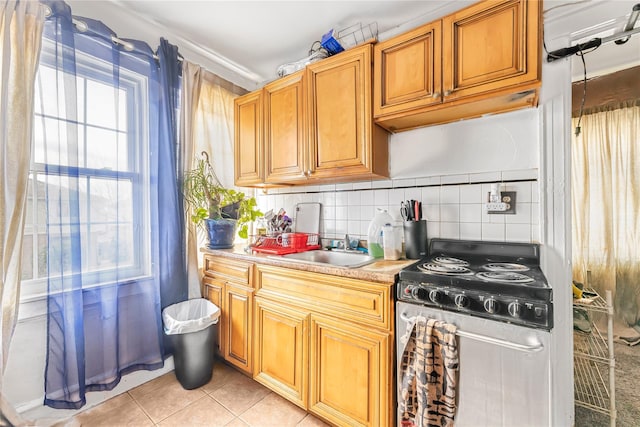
(269, 250), (377, 268)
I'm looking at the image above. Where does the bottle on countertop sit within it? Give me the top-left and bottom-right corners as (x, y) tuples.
(367, 208), (393, 258)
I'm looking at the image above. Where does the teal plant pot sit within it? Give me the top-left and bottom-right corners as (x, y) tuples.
(205, 218), (237, 249)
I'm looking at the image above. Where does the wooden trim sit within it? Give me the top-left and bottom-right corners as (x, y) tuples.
(572, 65), (640, 116)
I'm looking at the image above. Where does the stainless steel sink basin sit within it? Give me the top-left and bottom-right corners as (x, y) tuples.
(269, 250), (377, 268)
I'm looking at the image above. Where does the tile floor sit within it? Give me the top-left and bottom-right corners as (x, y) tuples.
(65, 361), (330, 426)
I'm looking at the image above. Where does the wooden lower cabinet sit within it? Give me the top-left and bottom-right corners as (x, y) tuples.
(202, 255), (254, 375)
(203, 276), (225, 356)
(253, 264), (394, 426)
(224, 282), (253, 374)
(253, 297), (309, 407)
(309, 314), (390, 427)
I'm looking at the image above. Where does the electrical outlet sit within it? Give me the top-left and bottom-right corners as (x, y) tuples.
(486, 191), (516, 214)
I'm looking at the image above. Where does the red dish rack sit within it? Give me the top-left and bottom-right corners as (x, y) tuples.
(250, 232), (320, 255)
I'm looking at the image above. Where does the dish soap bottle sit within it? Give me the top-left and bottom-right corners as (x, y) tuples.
(367, 208), (393, 258)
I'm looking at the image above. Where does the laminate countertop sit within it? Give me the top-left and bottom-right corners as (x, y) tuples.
(201, 245), (417, 284)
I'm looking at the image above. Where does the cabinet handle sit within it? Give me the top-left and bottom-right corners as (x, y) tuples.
(432, 92), (440, 98)
(444, 90), (453, 96)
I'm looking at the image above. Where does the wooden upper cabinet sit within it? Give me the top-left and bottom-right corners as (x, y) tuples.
(374, 0), (541, 132)
(374, 20), (442, 117)
(234, 90), (264, 186)
(306, 43), (388, 181)
(442, 0), (541, 101)
(264, 71), (307, 184)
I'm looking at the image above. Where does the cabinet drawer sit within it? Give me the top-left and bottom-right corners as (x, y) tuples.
(255, 265), (392, 331)
(203, 255), (252, 284)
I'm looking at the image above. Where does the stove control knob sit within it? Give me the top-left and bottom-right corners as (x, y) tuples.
(429, 289), (443, 304)
(484, 298), (499, 314)
(411, 287), (429, 301)
(508, 301), (523, 318)
(454, 294), (470, 309)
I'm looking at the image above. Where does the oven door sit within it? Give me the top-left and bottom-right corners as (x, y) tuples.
(396, 301), (551, 427)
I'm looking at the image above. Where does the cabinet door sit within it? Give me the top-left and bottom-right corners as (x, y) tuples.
(254, 297), (309, 408)
(374, 20), (442, 117)
(309, 315), (391, 427)
(264, 71), (307, 183)
(224, 282), (253, 374)
(442, 0), (541, 101)
(234, 90), (263, 186)
(203, 277), (225, 356)
(306, 44), (375, 179)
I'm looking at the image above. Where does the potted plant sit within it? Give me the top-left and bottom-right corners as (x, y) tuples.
(183, 151), (262, 249)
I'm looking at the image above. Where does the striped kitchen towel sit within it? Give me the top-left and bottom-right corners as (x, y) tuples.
(399, 316), (459, 427)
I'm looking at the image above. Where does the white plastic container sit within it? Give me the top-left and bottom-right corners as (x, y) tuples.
(367, 208), (393, 258)
(383, 224), (402, 260)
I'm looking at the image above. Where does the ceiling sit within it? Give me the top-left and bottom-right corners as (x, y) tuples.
(65, 0), (640, 89)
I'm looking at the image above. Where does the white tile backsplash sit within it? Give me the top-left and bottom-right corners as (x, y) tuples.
(360, 190), (374, 205)
(440, 204), (460, 222)
(254, 172), (538, 242)
(404, 187), (422, 202)
(460, 223), (482, 240)
(459, 203), (482, 223)
(441, 222), (460, 239)
(389, 188), (405, 206)
(348, 191), (361, 206)
(482, 223), (506, 241)
(506, 223), (532, 242)
(374, 189), (389, 206)
(440, 186), (460, 204)
(506, 203), (531, 224)
(460, 184), (483, 204)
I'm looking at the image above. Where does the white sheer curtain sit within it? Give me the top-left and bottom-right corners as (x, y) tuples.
(572, 102), (640, 327)
(180, 61), (204, 298)
(180, 64), (237, 298)
(0, 0), (44, 422)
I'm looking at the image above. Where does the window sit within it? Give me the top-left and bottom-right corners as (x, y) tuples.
(21, 39), (151, 300)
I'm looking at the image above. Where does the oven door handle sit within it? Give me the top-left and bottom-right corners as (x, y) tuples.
(400, 312), (544, 353)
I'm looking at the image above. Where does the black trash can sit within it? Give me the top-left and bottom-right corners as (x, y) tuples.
(162, 299), (220, 390)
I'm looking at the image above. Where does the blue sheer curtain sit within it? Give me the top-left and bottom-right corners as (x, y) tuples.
(39, 1), (186, 409)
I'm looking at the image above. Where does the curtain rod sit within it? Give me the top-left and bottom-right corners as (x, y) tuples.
(547, 3), (640, 62)
(71, 18), (183, 63)
(41, 5), (182, 62)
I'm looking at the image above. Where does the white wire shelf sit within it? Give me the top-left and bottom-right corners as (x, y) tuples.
(574, 356), (612, 416)
(574, 323), (609, 362)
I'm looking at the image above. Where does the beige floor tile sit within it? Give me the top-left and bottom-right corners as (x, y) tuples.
(239, 393), (307, 426)
(72, 393), (153, 426)
(130, 373), (206, 423)
(128, 372), (178, 400)
(210, 374), (271, 416)
(225, 418), (249, 427)
(297, 413), (331, 427)
(201, 360), (246, 394)
(157, 394), (235, 427)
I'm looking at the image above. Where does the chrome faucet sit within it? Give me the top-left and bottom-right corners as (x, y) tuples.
(343, 234), (355, 251)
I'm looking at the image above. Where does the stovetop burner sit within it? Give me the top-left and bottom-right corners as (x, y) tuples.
(433, 256), (469, 266)
(476, 271), (534, 283)
(417, 262), (473, 275)
(398, 238), (553, 330)
(482, 262), (530, 272)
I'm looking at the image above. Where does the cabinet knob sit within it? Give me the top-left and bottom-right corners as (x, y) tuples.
(432, 92), (440, 99)
(444, 90), (453, 96)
